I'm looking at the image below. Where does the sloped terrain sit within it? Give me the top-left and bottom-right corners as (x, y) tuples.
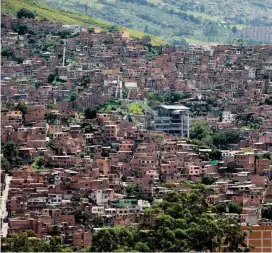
(1, 0), (163, 45)
(41, 0), (272, 44)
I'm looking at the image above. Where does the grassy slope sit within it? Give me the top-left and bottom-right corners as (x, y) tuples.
(1, 0), (163, 45)
(41, 0), (272, 45)
(38, 0), (236, 44)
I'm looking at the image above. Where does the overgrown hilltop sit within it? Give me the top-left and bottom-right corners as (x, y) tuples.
(41, 0), (272, 45)
(1, 0), (163, 45)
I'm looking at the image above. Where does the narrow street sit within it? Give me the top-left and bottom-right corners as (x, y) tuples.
(1, 175), (12, 237)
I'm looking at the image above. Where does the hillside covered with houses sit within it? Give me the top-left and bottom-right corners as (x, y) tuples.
(1, 9), (272, 252)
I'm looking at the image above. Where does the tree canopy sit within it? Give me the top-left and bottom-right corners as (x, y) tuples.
(262, 206), (272, 220)
(17, 8), (36, 19)
(189, 121), (242, 150)
(2, 141), (20, 172)
(189, 120), (213, 148)
(1, 230), (72, 252)
(235, 113), (262, 130)
(147, 91), (190, 105)
(84, 107), (97, 119)
(15, 102), (28, 120)
(125, 183), (141, 196)
(91, 191), (251, 252)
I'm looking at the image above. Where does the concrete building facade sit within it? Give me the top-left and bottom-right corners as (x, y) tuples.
(153, 105), (190, 138)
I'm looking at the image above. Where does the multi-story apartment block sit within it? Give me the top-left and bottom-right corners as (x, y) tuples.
(153, 105), (190, 137)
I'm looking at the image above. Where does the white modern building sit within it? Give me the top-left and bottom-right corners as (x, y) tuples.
(62, 25), (83, 33)
(222, 111), (235, 123)
(153, 105), (190, 137)
(89, 189), (114, 205)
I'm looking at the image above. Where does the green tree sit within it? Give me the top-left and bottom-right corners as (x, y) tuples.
(28, 38), (36, 44)
(15, 102), (28, 121)
(50, 226), (60, 236)
(134, 242), (150, 252)
(16, 24), (29, 35)
(84, 107), (97, 119)
(232, 26), (238, 33)
(73, 209), (88, 224)
(201, 175), (215, 185)
(217, 217), (250, 252)
(88, 28), (95, 33)
(2, 141), (20, 169)
(1, 48), (14, 58)
(226, 161), (239, 173)
(17, 8), (35, 19)
(46, 111), (57, 124)
(2, 230), (72, 252)
(125, 183), (141, 196)
(262, 206), (272, 220)
(69, 91), (78, 108)
(48, 73), (56, 83)
(190, 121), (213, 147)
(47, 104), (54, 110)
(186, 218), (221, 251)
(203, 20), (218, 37)
(47, 140), (57, 153)
(264, 96), (272, 105)
(255, 153), (271, 160)
(212, 131), (241, 149)
(2, 230), (50, 252)
(91, 229), (118, 252)
(108, 25), (119, 32)
(35, 156), (46, 167)
(55, 29), (73, 39)
(214, 201), (242, 214)
(147, 91), (189, 105)
(92, 215), (106, 227)
(1, 157), (11, 174)
(237, 38), (244, 46)
(155, 214), (175, 230)
(89, 190), (251, 252)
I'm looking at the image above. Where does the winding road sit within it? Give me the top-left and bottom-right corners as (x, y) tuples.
(1, 175), (12, 237)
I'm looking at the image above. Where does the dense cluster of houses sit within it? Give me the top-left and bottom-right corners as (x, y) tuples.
(1, 14), (272, 251)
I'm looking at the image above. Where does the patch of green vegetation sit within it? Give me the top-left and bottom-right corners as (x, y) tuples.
(147, 91), (190, 106)
(31, 156), (48, 171)
(31, 162), (48, 171)
(98, 99), (121, 113)
(128, 102), (150, 115)
(243, 147), (254, 152)
(90, 190), (251, 252)
(39, 0), (272, 45)
(2, 0), (163, 45)
(52, 76), (66, 86)
(187, 11), (223, 22)
(188, 121), (242, 151)
(234, 113), (262, 130)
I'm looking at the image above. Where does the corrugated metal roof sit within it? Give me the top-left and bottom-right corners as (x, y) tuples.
(156, 104), (189, 110)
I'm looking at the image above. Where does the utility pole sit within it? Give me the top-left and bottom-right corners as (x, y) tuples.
(115, 76), (119, 98)
(85, 0), (88, 15)
(119, 78), (123, 99)
(187, 112), (190, 139)
(62, 40), (67, 67)
(85, 4), (88, 15)
(127, 89), (131, 102)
